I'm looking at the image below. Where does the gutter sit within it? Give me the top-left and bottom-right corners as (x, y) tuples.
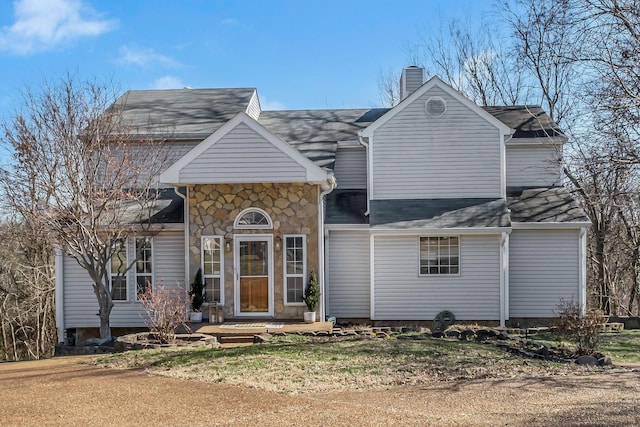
(318, 175), (337, 322)
(357, 132), (371, 216)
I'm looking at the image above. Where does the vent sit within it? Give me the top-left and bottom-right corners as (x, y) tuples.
(425, 97), (446, 117)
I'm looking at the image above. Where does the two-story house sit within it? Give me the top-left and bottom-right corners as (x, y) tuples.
(55, 67), (590, 340)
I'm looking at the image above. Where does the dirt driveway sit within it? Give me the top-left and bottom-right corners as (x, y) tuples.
(1, 356), (639, 426)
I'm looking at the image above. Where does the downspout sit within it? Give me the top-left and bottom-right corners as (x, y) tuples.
(318, 175), (337, 322)
(500, 231), (510, 327)
(173, 186), (190, 314)
(55, 246), (64, 343)
(578, 227), (587, 316)
(358, 132), (371, 216)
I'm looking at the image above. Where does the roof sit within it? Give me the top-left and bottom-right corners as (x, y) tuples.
(114, 88), (256, 139)
(325, 189), (368, 225)
(370, 198), (511, 229)
(117, 188), (184, 225)
(483, 106), (564, 139)
(258, 109), (386, 169)
(507, 187), (589, 223)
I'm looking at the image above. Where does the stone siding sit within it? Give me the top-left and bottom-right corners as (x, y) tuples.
(188, 183), (319, 320)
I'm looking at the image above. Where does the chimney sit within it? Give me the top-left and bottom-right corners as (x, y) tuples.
(399, 66), (425, 100)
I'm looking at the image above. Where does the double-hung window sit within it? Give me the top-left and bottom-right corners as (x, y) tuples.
(202, 236), (223, 303)
(419, 236), (459, 275)
(111, 239), (128, 301)
(284, 235), (306, 304)
(135, 237), (153, 299)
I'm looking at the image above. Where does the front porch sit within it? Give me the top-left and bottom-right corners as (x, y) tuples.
(193, 320), (333, 346)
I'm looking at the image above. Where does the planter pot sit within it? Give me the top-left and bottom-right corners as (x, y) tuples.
(190, 311), (203, 322)
(303, 311), (316, 324)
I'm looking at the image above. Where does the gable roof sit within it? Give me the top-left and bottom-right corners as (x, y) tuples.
(361, 76), (514, 138)
(159, 112), (333, 185)
(114, 88), (256, 139)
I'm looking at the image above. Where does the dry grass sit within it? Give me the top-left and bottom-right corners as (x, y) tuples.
(95, 334), (607, 394)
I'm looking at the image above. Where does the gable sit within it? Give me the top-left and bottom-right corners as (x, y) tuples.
(364, 80), (510, 200)
(160, 112), (331, 185)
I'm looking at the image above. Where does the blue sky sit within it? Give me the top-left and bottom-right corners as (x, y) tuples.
(0, 0), (498, 116)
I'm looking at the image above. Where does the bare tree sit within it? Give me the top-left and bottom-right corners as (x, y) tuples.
(1, 76), (169, 340)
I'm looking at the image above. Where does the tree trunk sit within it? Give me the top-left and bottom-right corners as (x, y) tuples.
(94, 282), (114, 340)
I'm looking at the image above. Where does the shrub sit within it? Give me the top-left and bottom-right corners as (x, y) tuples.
(554, 299), (607, 355)
(138, 282), (190, 343)
(189, 268), (204, 312)
(303, 270), (320, 312)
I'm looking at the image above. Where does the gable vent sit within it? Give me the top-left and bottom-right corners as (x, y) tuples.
(425, 97), (446, 117)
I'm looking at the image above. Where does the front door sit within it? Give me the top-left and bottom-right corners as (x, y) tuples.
(235, 235), (273, 317)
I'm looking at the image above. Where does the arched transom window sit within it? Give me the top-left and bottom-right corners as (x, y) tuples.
(234, 208), (273, 229)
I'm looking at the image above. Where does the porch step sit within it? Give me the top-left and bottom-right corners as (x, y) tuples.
(218, 335), (255, 344)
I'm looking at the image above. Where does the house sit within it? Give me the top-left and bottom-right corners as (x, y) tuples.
(55, 66), (590, 340)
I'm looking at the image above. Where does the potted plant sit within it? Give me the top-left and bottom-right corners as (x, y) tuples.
(303, 269), (320, 323)
(189, 268), (204, 322)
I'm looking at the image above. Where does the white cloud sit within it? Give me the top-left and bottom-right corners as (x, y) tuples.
(117, 45), (178, 68)
(260, 96), (286, 111)
(0, 0), (115, 55)
(152, 76), (185, 90)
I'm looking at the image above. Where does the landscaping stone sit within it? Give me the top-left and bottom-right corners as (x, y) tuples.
(598, 356), (613, 366)
(575, 355), (599, 366)
(253, 333), (272, 344)
(432, 331), (445, 338)
(445, 329), (461, 339)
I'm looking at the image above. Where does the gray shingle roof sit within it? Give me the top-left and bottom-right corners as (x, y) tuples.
(507, 187), (589, 223)
(117, 188), (184, 224)
(115, 88), (256, 139)
(370, 198), (510, 229)
(483, 106), (563, 138)
(325, 190), (368, 225)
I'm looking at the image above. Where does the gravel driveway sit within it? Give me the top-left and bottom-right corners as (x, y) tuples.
(1, 356), (639, 426)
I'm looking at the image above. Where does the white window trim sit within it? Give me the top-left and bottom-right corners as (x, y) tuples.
(110, 238), (129, 303)
(201, 235), (224, 305)
(283, 234), (307, 306)
(134, 236), (154, 302)
(418, 235), (461, 277)
(234, 207), (273, 229)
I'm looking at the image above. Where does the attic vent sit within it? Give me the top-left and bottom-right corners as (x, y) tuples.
(425, 97), (446, 117)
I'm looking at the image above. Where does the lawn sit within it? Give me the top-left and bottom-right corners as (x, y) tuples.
(94, 333), (615, 394)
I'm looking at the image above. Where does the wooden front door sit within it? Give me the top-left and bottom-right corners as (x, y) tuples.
(236, 236), (272, 316)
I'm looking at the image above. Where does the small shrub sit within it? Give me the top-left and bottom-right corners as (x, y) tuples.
(139, 282), (190, 343)
(554, 299), (606, 355)
(189, 268), (204, 312)
(303, 270), (320, 312)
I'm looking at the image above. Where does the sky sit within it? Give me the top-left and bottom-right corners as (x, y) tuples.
(0, 0), (499, 117)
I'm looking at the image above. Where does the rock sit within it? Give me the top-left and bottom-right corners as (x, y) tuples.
(445, 329), (461, 338)
(598, 356), (613, 366)
(475, 329), (491, 341)
(253, 333), (272, 344)
(575, 355), (599, 366)
(432, 331), (445, 338)
(460, 329), (475, 340)
(85, 337), (113, 346)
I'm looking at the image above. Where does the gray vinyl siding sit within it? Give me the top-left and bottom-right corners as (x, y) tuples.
(509, 229), (579, 317)
(179, 123), (307, 183)
(371, 87), (503, 200)
(63, 231), (186, 328)
(506, 146), (562, 188)
(373, 234), (501, 320)
(333, 147), (367, 189)
(326, 230), (371, 318)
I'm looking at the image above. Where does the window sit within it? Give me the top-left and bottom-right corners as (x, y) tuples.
(135, 237), (153, 299)
(234, 208), (272, 229)
(284, 235), (306, 304)
(111, 239), (127, 301)
(419, 236), (459, 275)
(202, 236), (223, 303)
